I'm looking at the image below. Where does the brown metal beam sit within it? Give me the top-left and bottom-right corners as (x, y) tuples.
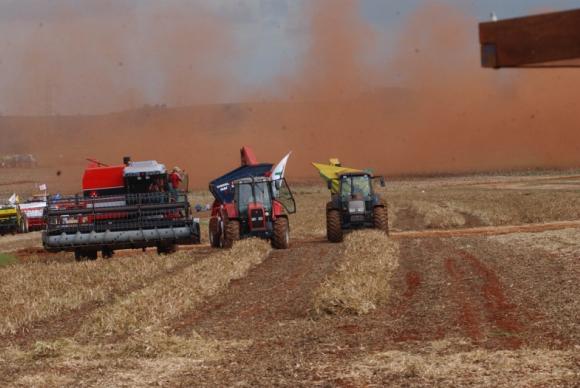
(479, 9), (580, 68)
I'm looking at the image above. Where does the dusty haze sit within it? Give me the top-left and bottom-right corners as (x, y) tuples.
(1, 1), (580, 192)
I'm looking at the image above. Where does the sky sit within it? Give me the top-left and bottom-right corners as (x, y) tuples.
(0, 0), (579, 115)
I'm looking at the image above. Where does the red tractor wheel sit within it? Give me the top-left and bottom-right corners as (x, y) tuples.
(326, 209), (343, 243)
(209, 217), (221, 248)
(272, 217), (290, 249)
(373, 205), (389, 236)
(222, 219), (240, 249)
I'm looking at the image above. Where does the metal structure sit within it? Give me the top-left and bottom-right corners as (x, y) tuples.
(313, 159), (388, 242)
(208, 147), (296, 249)
(0, 204), (27, 235)
(479, 9), (580, 68)
(19, 199), (46, 231)
(42, 158), (200, 260)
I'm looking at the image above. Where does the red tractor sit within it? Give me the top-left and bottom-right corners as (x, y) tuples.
(42, 157), (200, 260)
(208, 147), (296, 249)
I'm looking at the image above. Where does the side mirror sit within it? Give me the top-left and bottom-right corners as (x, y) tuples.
(380, 177), (386, 187)
(327, 180), (333, 190)
(275, 180), (282, 190)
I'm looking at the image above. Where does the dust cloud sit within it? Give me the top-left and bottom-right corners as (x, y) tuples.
(1, 1), (580, 192)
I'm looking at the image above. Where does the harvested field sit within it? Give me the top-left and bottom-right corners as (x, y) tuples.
(0, 171), (579, 386)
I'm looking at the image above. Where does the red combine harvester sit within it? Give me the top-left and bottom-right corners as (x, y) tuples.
(42, 158), (200, 260)
(208, 147), (296, 249)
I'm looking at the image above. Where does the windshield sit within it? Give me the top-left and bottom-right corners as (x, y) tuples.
(236, 181), (272, 213)
(341, 175), (372, 199)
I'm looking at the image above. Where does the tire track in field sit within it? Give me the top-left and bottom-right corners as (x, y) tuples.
(0, 247), (215, 347)
(444, 247), (524, 348)
(393, 220), (580, 239)
(170, 238), (340, 337)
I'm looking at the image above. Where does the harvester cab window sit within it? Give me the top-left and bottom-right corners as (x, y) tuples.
(273, 178), (296, 214)
(126, 174), (167, 194)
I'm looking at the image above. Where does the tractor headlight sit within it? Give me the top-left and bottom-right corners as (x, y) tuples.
(348, 200), (365, 214)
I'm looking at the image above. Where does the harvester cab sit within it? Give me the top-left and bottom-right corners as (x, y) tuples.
(208, 147), (296, 249)
(313, 159), (388, 242)
(43, 158), (201, 261)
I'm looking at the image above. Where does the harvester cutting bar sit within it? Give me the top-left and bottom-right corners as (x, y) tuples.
(42, 191), (200, 252)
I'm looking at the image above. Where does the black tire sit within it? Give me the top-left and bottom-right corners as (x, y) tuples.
(326, 209), (343, 243)
(272, 217), (290, 249)
(157, 243), (177, 255)
(373, 205), (389, 236)
(101, 248), (114, 259)
(209, 217), (221, 248)
(75, 249), (98, 261)
(222, 219), (240, 249)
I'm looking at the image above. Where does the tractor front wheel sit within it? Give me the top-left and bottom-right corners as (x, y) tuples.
(326, 209), (343, 243)
(222, 220), (240, 249)
(272, 217), (290, 249)
(373, 205), (389, 236)
(209, 217), (221, 248)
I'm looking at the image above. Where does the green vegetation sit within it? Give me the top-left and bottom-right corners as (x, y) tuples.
(0, 253), (16, 267)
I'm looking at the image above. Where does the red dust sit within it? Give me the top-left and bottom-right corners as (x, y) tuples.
(2, 1), (580, 192)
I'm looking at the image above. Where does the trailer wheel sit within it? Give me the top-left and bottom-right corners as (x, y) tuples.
(272, 217), (290, 249)
(209, 217), (221, 248)
(373, 205), (389, 236)
(326, 209), (343, 243)
(222, 220), (240, 249)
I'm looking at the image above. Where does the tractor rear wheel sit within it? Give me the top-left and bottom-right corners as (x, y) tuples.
(326, 209), (343, 243)
(373, 205), (389, 236)
(209, 217), (221, 248)
(272, 217), (290, 249)
(222, 220), (240, 249)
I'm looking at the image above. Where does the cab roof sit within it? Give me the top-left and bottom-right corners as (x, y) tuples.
(124, 160), (166, 177)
